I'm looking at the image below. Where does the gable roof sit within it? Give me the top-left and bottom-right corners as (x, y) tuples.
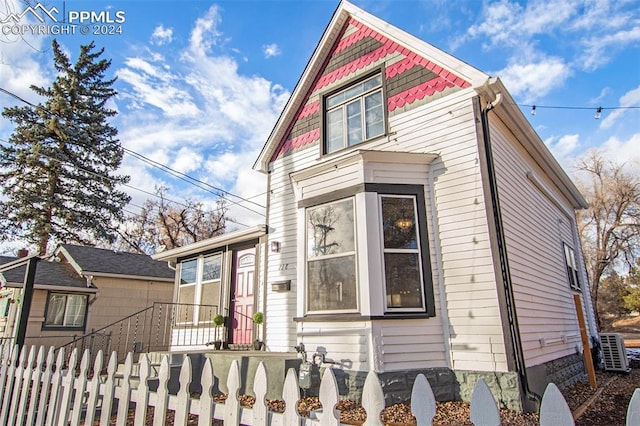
(0, 255), (93, 291)
(253, 0), (489, 173)
(57, 244), (174, 281)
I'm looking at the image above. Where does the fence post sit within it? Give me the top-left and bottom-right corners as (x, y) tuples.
(174, 355), (193, 425)
(70, 350), (90, 426)
(628, 389), (640, 426)
(133, 353), (152, 425)
(115, 353), (134, 426)
(470, 378), (501, 426)
(282, 368), (302, 426)
(252, 362), (269, 426)
(99, 352), (119, 426)
(198, 357), (215, 426)
(224, 360), (241, 425)
(411, 374), (436, 426)
(35, 347), (55, 426)
(362, 370), (384, 426)
(45, 348), (66, 426)
(25, 346), (46, 426)
(539, 383), (574, 426)
(153, 355), (170, 426)
(83, 350), (104, 426)
(318, 367), (340, 426)
(57, 348), (79, 425)
(17, 346), (37, 422)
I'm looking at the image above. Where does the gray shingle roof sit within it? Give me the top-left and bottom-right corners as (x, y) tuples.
(0, 256), (90, 289)
(60, 244), (174, 280)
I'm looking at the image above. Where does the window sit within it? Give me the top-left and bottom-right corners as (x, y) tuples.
(306, 198), (357, 312)
(178, 253), (222, 324)
(44, 293), (88, 329)
(380, 195), (425, 311)
(325, 74), (384, 153)
(563, 244), (581, 290)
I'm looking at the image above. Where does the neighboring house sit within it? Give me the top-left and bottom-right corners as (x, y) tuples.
(0, 245), (174, 353)
(156, 1), (597, 411)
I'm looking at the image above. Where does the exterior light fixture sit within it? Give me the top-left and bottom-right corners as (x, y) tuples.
(594, 106), (602, 120)
(270, 241), (281, 253)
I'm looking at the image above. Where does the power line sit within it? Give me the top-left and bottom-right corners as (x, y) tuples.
(0, 86), (266, 216)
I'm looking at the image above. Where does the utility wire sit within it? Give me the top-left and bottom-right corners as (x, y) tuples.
(0, 86), (266, 216)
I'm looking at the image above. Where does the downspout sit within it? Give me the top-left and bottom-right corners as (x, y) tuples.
(479, 93), (542, 409)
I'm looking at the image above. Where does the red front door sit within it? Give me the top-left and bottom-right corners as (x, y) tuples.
(230, 248), (255, 345)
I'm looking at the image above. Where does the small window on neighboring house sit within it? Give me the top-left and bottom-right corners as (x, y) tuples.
(306, 198), (357, 312)
(324, 74), (385, 153)
(178, 254), (222, 324)
(564, 243), (581, 290)
(44, 293), (88, 329)
(380, 195), (426, 311)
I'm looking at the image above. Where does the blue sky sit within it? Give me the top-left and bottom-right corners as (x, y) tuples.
(1, 0), (639, 251)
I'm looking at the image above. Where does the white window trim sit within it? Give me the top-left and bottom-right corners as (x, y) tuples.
(304, 197), (360, 315)
(378, 194), (427, 313)
(177, 253), (223, 325)
(324, 73), (385, 154)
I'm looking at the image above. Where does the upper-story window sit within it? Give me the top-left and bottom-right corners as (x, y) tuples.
(563, 243), (581, 291)
(325, 74), (384, 153)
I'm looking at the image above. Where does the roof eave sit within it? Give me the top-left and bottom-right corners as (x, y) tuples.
(152, 224), (269, 262)
(477, 78), (588, 210)
(253, 0), (489, 174)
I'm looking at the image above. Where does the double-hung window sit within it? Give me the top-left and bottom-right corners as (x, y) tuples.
(306, 198), (357, 312)
(563, 243), (581, 290)
(178, 253), (222, 324)
(380, 194), (426, 311)
(44, 293), (88, 329)
(325, 74), (384, 153)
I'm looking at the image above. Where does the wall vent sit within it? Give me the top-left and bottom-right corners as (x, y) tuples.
(599, 333), (630, 373)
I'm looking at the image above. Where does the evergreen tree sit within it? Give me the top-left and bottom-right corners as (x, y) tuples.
(0, 40), (130, 254)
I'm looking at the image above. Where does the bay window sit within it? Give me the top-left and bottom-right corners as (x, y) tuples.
(380, 195), (425, 310)
(325, 73), (385, 153)
(301, 184), (434, 317)
(306, 198), (357, 312)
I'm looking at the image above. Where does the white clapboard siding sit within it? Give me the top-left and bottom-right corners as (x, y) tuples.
(488, 117), (583, 367)
(3, 345), (633, 426)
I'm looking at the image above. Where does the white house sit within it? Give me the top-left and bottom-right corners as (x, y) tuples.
(157, 1), (597, 411)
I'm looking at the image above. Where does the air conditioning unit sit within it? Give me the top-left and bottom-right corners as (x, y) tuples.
(599, 333), (630, 373)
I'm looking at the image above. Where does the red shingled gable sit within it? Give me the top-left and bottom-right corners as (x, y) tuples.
(269, 17), (471, 163)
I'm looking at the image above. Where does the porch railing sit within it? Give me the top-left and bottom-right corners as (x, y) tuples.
(25, 302), (219, 367)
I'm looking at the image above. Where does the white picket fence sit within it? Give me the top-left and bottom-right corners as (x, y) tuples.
(0, 345), (639, 426)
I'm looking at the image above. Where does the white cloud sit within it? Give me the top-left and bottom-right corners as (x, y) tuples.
(116, 57), (199, 118)
(151, 25), (173, 46)
(545, 134), (581, 169)
(600, 85), (640, 129)
(188, 5), (222, 57)
(173, 147), (203, 174)
(467, 0), (577, 49)
(579, 26), (640, 71)
(600, 133), (640, 170)
(263, 43), (281, 58)
(113, 4), (290, 227)
(496, 56), (571, 103)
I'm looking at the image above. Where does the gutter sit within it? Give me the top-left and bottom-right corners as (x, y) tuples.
(478, 93), (542, 409)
